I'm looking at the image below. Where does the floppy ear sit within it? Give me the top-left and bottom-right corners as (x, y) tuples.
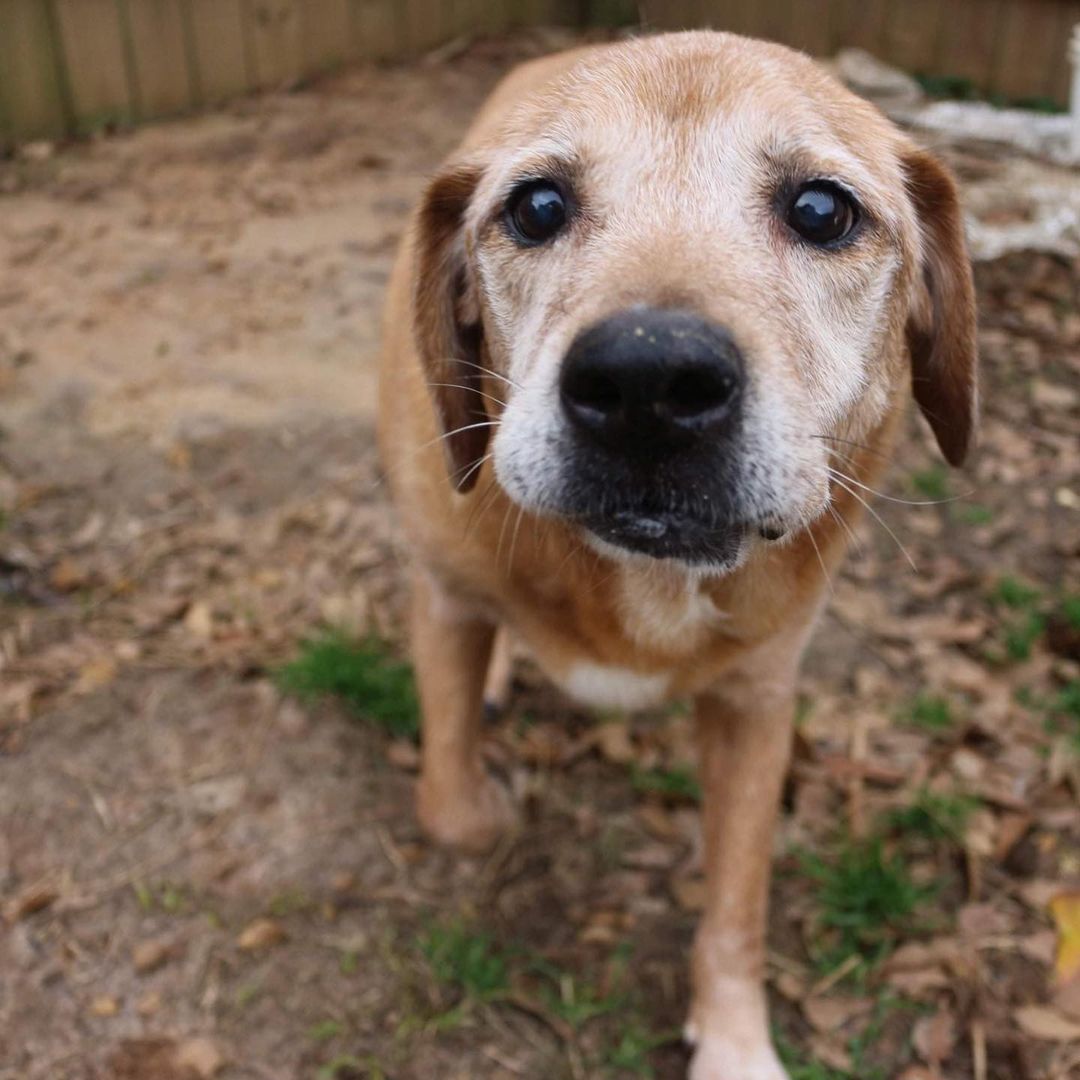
(412, 160), (490, 492)
(903, 149), (978, 467)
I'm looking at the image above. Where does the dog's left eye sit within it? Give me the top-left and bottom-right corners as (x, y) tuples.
(786, 182), (858, 246)
(506, 181), (568, 245)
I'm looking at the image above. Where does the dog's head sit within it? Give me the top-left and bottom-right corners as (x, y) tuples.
(412, 32), (976, 570)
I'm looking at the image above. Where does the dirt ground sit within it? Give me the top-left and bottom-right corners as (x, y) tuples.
(1, 29), (1079, 1080)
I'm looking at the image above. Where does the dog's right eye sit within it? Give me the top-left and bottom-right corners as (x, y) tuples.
(506, 181), (568, 246)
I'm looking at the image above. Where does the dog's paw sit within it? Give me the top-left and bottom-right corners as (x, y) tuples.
(685, 1027), (789, 1080)
(416, 772), (517, 853)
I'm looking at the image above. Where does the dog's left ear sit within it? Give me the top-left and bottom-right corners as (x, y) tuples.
(413, 159), (489, 492)
(903, 148), (978, 467)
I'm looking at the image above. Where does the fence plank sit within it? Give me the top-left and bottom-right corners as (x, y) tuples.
(402, 0), (447, 49)
(880, 0), (942, 75)
(1047, 0), (1080, 105)
(301, 0), (352, 73)
(349, 0), (402, 58)
(244, 0), (304, 87)
(991, 0), (1066, 103)
(787, 0), (835, 55)
(0, 0), (68, 141)
(54, 0), (132, 132)
(126, 0), (194, 117)
(933, 0), (1008, 95)
(188, 0), (251, 103)
(832, 0), (890, 54)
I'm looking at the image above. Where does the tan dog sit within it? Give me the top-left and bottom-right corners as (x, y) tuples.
(378, 31), (975, 1079)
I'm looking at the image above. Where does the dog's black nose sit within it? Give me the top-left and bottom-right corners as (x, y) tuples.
(560, 308), (744, 451)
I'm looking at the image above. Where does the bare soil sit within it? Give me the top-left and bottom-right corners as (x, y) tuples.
(1, 30), (1078, 1080)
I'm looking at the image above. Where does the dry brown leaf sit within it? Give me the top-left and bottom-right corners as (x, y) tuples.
(49, 556), (86, 592)
(913, 1004), (957, 1066)
(236, 917), (286, 951)
(802, 994), (872, 1033)
(593, 721), (635, 765)
(1013, 1004), (1080, 1042)
(132, 938), (174, 975)
(184, 600), (214, 639)
(5, 884), (59, 921)
(89, 994), (120, 1017)
(174, 1037), (225, 1078)
(76, 656), (118, 694)
(670, 876), (706, 912)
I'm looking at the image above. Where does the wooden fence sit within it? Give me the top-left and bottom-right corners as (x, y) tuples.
(1, 0), (1078, 150)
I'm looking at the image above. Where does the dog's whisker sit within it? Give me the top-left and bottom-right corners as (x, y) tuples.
(427, 382), (508, 409)
(448, 357), (523, 391)
(463, 477), (504, 541)
(453, 452), (493, 490)
(805, 521), (835, 596)
(829, 474), (918, 572)
(505, 503), (526, 573)
(826, 500), (861, 553)
(826, 465), (969, 507)
(811, 433), (893, 460)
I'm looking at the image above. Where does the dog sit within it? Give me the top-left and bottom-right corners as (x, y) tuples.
(377, 30), (976, 1079)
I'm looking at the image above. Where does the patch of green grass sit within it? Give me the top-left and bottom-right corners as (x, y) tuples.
(951, 502), (993, 526)
(277, 632), (418, 738)
(776, 1032), (853, 1080)
(910, 465), (949, 501)
(339, 949), (359, 975)
(604, 1019), (674, 1077)
(308, 1019), (344, 1041)
(630, 764), (701, 803)
(915, 72), (1066, 113)
(986, 577), (1046, 662)
(901, 694), (954, 733)
(268, 888), (311, 918)
(531, 959), (624, 1028)
(1003, 611), (1045, 661)
(991, 575), (1041, 610)
(419, 920), (509, 1003)
(1059, 596), (1080, 631)
(885, 789), (979, 843)
(317, 1056), (386, 1080)
(802, 837), (930, 976)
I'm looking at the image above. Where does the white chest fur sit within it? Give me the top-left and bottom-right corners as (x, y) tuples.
(557, 661), (672, 710)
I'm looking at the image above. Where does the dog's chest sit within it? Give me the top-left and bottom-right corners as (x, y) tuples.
(538, 568), (727, 709)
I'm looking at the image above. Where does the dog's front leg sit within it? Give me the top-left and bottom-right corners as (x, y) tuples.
(687, 635), (806, 1080)
(410, 571), (516, 853)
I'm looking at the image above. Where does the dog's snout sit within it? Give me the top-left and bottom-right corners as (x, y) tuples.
(559, 309), (744, 450)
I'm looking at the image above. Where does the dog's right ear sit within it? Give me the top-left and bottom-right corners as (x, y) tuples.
(413, 159), (490, 493)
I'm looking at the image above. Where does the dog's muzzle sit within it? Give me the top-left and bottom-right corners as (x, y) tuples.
(558, 307), (750, 563)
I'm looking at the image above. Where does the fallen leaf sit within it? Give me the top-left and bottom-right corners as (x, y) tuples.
(1050, 891), (1080, 986)
(1013, 1004), (1080, 1042)
(90, 994), (119, 1017)
(802, 994), (872, 1033)
(174, 1037), (225, 1078)
(670, 877), (706, 912)
(184, 601), (214, 639)
(76, 656), (117, 693)
(236, 917), (285, 951)
(132, 938), (175, 975)
(5, 884), (59, 921)
(913, 1004), (957, 1066)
